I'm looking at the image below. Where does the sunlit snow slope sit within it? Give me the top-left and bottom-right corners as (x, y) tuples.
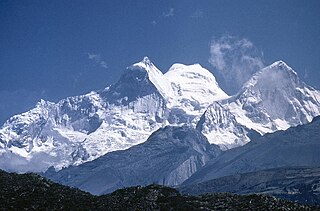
(197, 61), (320, 149)
(0, 57), (228, 172)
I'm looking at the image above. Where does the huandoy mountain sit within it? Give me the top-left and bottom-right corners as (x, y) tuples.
(0, 57), (320, 173)
(0, 57), (228, 173)
(44, 126), (221, 195)
(197, 61), (320, 149)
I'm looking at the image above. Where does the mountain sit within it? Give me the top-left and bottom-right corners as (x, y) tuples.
(183, 116), (320, 186)
(44, 126), (221, 195)
(1, 170), (314, 210)
(197, 61), (320, 149)
(196, 102), (258, 150)
(0, 57), (228, 173)
(180, 166), (320, 205)
(0, 58), (319, 172)
(165, 63), (229, 118)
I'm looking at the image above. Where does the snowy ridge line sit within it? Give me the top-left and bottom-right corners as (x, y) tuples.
(0, 57), (229, 172)
(0, 58), (319, 173)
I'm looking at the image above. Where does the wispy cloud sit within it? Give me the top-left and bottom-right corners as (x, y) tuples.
(152, 8), (175, 26)
(191, 9), (203, 18)
(88, 53), (108, 69)
(303, 68), (309, 79)
(163, 8), (174, 17)
(209, 35), (264, 94)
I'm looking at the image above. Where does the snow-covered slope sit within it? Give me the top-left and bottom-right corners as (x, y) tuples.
(0, 57), (228, 173)
(226, 61), (320, 133)
(44, 126), (221, 195)
(165, 63), (228, 117)
(197, 61), (320, 149)
(196, 102), (256, 150)
(184, 116), (320, 185)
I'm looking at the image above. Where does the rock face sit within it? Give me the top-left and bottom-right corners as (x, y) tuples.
(180, 166), (320, 205)
(44, 126), (221, 195)
(184, 116), (320, 185)
(197, 61), (320, 149)
(0, 57), (228, 172)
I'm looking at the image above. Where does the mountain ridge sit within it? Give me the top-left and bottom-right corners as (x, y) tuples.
(0, 58), (319, 172)
(197, 60), (320, 149)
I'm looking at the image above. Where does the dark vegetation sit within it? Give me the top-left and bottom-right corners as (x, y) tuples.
(0, 169), (318, 210)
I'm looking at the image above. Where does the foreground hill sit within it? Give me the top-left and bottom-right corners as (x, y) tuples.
(0, 169), (316, 210)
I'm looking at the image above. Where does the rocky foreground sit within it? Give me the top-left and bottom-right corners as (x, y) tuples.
(0, 170), (318, 210)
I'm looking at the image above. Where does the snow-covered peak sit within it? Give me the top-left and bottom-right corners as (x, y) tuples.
(227, 60), (320, 133)
(131, 56), (157, 71)
(128, 57), (174, 101)
(196, 102), (252, 150)
(165, 63), (229, 113)
(269, 60), (296, 72)
(167, 63), (217, 83)
(242, 60), (299, 91)
(141, 56), (153, 66)
(35, 99), (55, 108)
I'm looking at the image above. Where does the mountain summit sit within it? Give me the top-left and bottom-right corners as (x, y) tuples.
(197, 60), (320, 149)
(230, 60), (320, 132)
(0, 57), (228, 172)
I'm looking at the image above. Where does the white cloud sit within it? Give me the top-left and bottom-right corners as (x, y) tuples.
(163, 8), (174, 17)
(209, 35), (264, 94)
(88, 53), (108, 69)
(191, 9), (203, 18)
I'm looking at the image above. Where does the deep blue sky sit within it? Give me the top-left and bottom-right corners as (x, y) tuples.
(1, 0), (320, 123)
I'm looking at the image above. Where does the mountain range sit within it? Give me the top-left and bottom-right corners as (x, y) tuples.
(0, 57), (319, 173)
